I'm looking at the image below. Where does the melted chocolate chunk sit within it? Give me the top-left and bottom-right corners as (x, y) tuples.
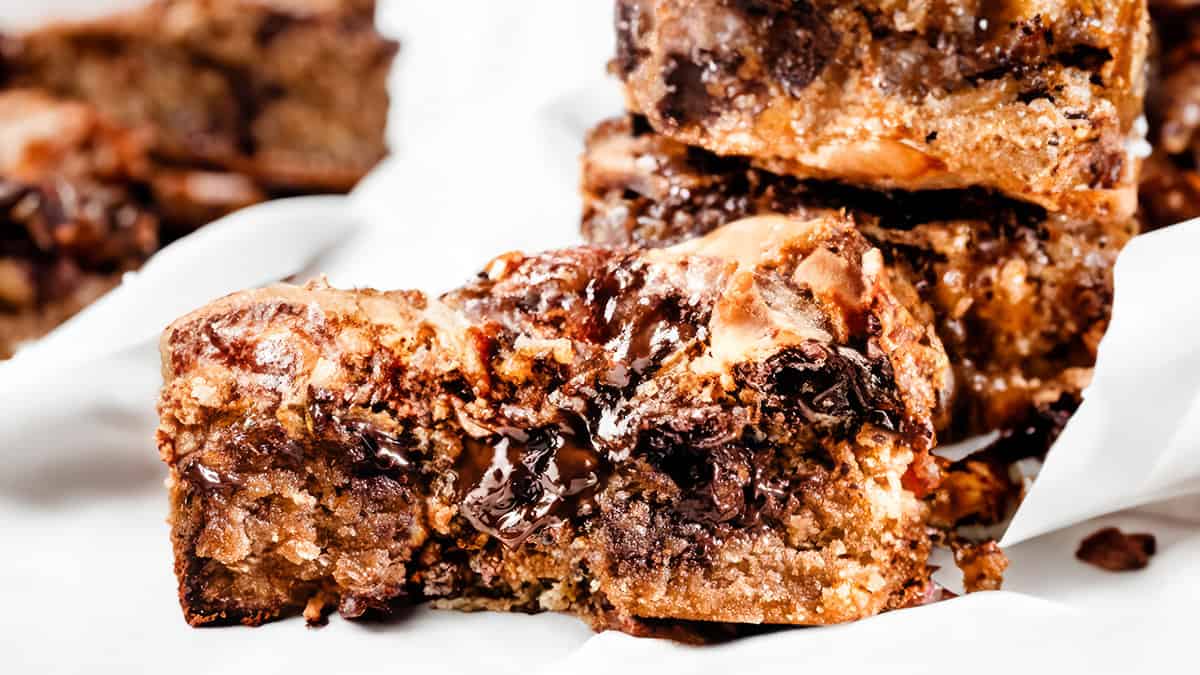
(740, 0), (838, 97)
(737, 341), (904, 433)
(637, 412), (783, 526)
(458, 427), (602, 547)
(182, 457), (245, 492)
(658, 53), (719, 127)
(307, 403), (419, 476)
(346, 421), (415, 473)
(585, 259), (710, 387)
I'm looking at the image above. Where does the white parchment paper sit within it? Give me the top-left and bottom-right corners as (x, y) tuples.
(1, 2), (1197, 672)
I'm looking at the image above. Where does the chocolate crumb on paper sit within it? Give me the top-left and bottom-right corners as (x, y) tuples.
(1076, 527), (1157, 572)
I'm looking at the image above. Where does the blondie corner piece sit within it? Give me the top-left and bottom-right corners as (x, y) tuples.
(158, 215), (953, 634)
(615, 0), (1150, 219)
(1, 0), (397, 195)
(582, 115), (1128, 439)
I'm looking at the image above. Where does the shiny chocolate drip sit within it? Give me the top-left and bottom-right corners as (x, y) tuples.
(457, 427), (602, 547)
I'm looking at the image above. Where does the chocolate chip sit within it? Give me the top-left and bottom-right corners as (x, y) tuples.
(253, 10), (297, 46)
(732, 0), (837, 97)
(657, 53), (717, 127)
(630, 113), (654, 137)
(1076, 527), (1157, 572)
(758, 2), (838, 97)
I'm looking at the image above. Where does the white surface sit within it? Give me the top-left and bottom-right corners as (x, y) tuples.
(1, 2), (1198, 673)
(0, 0), (151, 30)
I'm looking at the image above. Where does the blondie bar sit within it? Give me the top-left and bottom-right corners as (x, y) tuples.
(615, 0), (1150, 219)
(0, 0), (396, 356)
(582, 116), (1126, 438)
(0, 90), (158, 359)
(158, 215), (958, 633)
(1, 0), (397, 198)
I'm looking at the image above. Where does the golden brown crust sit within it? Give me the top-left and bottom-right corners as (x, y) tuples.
(615, 0), (1149, 220)
(158, 217), (951, 632)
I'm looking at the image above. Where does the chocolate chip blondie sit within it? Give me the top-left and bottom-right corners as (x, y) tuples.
(582, 116), (1126, 439)
(615, 0), (1150, 220)
(1, 0), (396, 197)
(0, 90), (158, 359)
(158, 215), (959, 634)
(0, 0), (396, 357)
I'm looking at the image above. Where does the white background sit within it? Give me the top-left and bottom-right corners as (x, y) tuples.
(1, 2), (1198, 673)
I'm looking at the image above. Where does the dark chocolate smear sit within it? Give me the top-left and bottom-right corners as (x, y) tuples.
(457, 427), (603, 547)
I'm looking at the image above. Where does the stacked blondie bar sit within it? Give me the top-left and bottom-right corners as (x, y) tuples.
(586, 0), (1152, 514)
(0, 0), (396, 358)
(153, 2), (1157, 638)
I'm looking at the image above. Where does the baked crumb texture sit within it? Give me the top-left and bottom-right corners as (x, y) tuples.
(158, 216), (956, 634)
(0, 0), (396, 357)
(1142, 1), (1200, 229)
(614, 0), (1150, 220)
